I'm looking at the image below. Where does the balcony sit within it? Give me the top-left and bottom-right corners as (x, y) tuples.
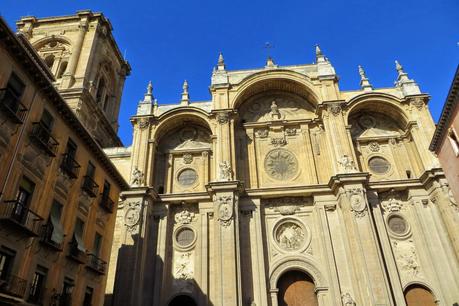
(0, 88), (28, 124)
(81, 176), (99, 198)
(86, 254), (106, 275)
(0, 200), (43, 236)
(0, 274), (27, 298)
(67, 240), (86, 264)
(40, 222), (64, 251)
(60, 153), (81, 179)
(30, 122), (59, 157)
(99, 195), (114, 213)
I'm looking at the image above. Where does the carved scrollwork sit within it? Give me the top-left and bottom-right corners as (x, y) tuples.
(329, 104), (342, 116)
(175, 209), (196, 225)
(138, 118), (150, 130)
(174, 252), (193, 279)
(285, 128), (296, 136)
(264, 197), (308, 215)
(368, 141), (380, 152)
(183, 153), (193, 164)
(270, 137), (287, 147)
(255, 129), (269, 138)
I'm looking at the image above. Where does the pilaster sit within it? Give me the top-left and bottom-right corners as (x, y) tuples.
(206, 181), (244, 306)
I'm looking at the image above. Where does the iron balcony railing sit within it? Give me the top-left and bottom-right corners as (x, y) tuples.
(60, 153), (81, 179)
(0, 88), (28, 124)
(30, 122), (59, 157)
(81, 175), (99, 198)
(86, 254), (106, 275)
(99, 194), (114, 213)
(40, 222), (64, 251)
(0, 200), (43, 236)
(0, 273), (28, 298)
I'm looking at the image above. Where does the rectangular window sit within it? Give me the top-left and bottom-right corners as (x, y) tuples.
(448, 127), (459, 156)
(0, 247), (16, 280)
(1, 72), (25, 113)
(86, 162), (96, 179)
(65, 138), (77, 160)
(28, 265), (47, 303)
(13, 177), (35, 223)
(60, 277), (74, 306)
(47, 201), (64, 245)
(83, 286), (93, 306)
(72, 218), (86, 253)
(93, 232), (102, 257)
(102, 180), (111, 199)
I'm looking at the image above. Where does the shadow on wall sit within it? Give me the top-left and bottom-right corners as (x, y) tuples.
(105, 227), (214, 306)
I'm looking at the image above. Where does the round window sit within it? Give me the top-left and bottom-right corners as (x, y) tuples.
(177, 169), (197, 186)
(368, 156), (391, 174)
(388, 215), (408, 235)
(176, 227), (195, 247)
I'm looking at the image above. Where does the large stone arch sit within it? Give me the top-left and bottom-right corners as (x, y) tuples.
(153, 108), (213, 141)
(231, 70), (321, 110)
(32, 35), (72, 49)
(269, 255), (328, 290)
(345, 92), (409, 127)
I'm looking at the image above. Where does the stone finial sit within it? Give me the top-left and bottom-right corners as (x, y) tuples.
(217, 52), (226, 70)
(265, 56), (277, 68)
(181, 80), (190, 105)
(315, 44), (326, 63)
(137, 80), (154, 115)
(358, 65), (373, 91)
(146, 81), (153, 96)
(394, 60), (421, 95)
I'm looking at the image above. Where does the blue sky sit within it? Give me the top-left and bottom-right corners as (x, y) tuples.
(1, 0), (458, 145)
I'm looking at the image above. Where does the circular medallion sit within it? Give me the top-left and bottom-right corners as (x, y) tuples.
(275, 221), (305, 251)
(177, 169), (198, 186)
(264, 149), (298, 180)
(125, 208), (140, 227)
(175, 227), (196, 247)
(180, 128), (197, 141)
(368, 156), (391, 174)
(387, 214), (408, 235)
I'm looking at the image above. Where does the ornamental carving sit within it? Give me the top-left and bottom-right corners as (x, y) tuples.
(131, 167), (144, 186)
(341, 293), (356, 306)
(138, 118), (150, 130)
(392, 240), (422, 278)
(368, 141), (380, 152)
(124, 201), (141, 232)
(216, 112), (229, 124)
(411, 97), (424, 110)
(285, 128), (296, 136)
(338, 155), (358, 173)
(264, 149), (298, 180)
(175, 210), (196, 225)
(381, 189), (402, 213)
(329, 104), (342, 116)
(183, 153), (193, 164)
(217, 195), (233, 227)
(264, 197), (308, 215)
(218, 161), (233, 181)
(275, 221), (305, 251)
(175, 252), (193, 279)
(256, 129), (269, 138)
(271, 137), (287, 147)
(347, 188), (367, 218)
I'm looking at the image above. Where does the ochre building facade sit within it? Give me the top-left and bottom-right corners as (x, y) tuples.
(0, 12), (128, 306)
(106, 50), (459, 305)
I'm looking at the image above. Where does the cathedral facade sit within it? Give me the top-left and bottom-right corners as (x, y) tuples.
(106, 50), (459, 306)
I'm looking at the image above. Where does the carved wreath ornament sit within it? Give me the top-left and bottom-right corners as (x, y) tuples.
(264, 149), (298, 180)
(124, 201), (141, 232)
(347, 188), (367, 218)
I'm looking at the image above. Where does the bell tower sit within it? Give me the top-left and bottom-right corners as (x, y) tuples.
(16, 10), (131, 147)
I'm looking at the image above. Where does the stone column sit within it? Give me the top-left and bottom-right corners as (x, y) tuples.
(61, 11), (90, 88)
(207, 181), (243, 306)
(329, 174), (394, 305)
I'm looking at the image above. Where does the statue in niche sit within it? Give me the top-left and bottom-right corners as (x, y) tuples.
(218, 161), (233, 181)
(131, 167), (144, 186)
(270, 100), (281, 120)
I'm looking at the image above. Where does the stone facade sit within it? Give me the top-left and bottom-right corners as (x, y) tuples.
(0, 16), (128, 306)
(106, 50), (459, 305)
(16, 10), (131, 148)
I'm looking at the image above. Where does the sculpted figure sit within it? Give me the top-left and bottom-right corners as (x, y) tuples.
(218, 161), (233, 181)
(131, 167), (144, 186)
(270, 100), (281, 119)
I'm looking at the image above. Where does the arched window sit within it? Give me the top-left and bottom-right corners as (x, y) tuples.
(404, 284), (436, 306)
(57, 61), (68, 79)
(277, 270), (318, 306)
(44, 55), (55, 69)
(96, 78), (106, 105)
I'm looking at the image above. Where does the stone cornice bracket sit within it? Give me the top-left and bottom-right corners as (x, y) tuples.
(406, 94), (430, 111)
(212, 109), (234, 125)
(206, 180), (244, 195)
(120, 186), (159, 203)
(328, 172), (370, 195)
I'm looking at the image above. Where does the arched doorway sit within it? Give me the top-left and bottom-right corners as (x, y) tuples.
(277, 270), (318, 306)
(168, 295), (197, 306)
(404, 284), (436, 306)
